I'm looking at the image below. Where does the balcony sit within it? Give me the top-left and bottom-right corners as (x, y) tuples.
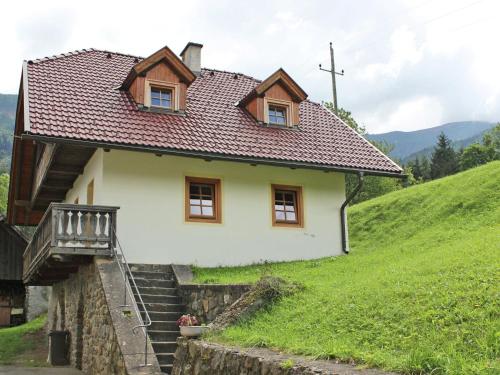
(23, 203), (118, 285)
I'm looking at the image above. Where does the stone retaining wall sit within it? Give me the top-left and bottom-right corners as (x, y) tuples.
(177, 284), (251, 323)
(48, 261), (126, 374)
(47, 258), (161, 375)
(172, 338), (397, 375)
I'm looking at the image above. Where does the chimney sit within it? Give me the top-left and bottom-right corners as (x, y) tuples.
(180, 42), (203, 74)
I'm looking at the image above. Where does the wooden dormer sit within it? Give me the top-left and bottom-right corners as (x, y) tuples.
(122, 46), (196, 112)
(239, 68), (308, 127)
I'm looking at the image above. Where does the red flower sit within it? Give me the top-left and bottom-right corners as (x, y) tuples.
(176, 314), (200, 327)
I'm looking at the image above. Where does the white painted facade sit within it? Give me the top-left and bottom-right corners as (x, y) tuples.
(65, 149), (346, 266)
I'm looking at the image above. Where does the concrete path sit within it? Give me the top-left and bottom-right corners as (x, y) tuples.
(0, 367), (82, 374)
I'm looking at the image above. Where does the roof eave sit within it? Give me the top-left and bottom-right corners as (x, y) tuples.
(22, 133), (405, 178)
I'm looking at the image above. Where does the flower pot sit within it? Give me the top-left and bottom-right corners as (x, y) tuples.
(180, 325), (206, 337)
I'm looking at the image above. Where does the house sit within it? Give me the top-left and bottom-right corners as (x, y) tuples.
(6, 42), (403, 373)
(0, 215), (27, 326)
(8, 42), (402, 275)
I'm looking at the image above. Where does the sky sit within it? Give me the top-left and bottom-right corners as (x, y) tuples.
(0, 0), (498, 134)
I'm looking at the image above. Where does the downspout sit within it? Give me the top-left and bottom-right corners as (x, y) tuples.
(340, 171), (364, 254)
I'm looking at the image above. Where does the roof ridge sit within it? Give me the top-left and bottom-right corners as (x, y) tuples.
(26, 48), (144, 65)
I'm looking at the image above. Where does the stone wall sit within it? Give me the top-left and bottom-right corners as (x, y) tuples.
(48, 261), (126, 374)
(47, 258), (162, 374)
(172, 338), (397, 375)
(177, 284), (251, 323)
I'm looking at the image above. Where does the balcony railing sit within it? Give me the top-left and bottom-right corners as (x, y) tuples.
(23, 203), (118, 284)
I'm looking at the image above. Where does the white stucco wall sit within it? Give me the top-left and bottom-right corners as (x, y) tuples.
(66, 149), (346, 266)
(65, 149), (104, 205)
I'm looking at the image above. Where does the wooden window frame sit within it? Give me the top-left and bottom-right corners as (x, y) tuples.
(145, 79), (180, 111)
(271, 184), (304, 228)
(264, 98), (291, 127)
(185, 177), (222, 224)
(150, 86), (173, 110)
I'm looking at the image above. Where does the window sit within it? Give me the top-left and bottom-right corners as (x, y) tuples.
(271, 185), (303, 227)
(151, 87), (173, 109)
(87, 180), (94, 205)
(268, 105), (287, 126)
(74, 197), (79, 204)
(185, 177), (221, 223)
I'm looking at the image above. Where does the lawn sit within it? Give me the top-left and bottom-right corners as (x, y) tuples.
(194, 162), (500, 374)
(0, 314), (48, 366)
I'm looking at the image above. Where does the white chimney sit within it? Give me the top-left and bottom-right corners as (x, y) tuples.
(180, 42), (203, 74)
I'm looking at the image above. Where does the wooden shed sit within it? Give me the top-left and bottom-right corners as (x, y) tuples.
(0, 215), (28, 326)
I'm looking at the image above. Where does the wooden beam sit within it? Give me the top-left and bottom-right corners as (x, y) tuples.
(31, 143), (57, 205)
(36, 191), (66, 202)
(49, 164), (83, 176)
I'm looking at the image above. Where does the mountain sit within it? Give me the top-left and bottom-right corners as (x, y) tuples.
(403, 128), (492, 163)
(0, 94), (17, 173)
(367, 121), (495, 162)
(193, 162), (500, 374)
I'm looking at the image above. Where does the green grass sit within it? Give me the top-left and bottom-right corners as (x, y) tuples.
(194, 162), (500, 374)
(0, 314), (47, 365)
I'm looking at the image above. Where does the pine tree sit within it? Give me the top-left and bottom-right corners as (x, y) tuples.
(420, 156), (431, 180)
(430, 133), (459, 179)
(409, 157), (422, 180)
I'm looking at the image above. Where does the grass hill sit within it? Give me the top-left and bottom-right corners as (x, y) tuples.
(367, 121), (495, 161)
(194, 162), (500, 374)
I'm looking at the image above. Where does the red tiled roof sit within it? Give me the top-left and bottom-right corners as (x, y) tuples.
(25, 49), (402, 175)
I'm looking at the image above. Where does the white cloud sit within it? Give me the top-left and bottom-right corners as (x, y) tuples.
(358, 26), (423, 81)
(0, 0), (498, 132)
(360, 96), (444, 134)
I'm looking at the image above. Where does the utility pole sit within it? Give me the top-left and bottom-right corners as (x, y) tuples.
(319, 42), (344, 115)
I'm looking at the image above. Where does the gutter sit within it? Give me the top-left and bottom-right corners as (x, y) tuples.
(340, 171), (364, 254)
(21, 133), (406, 178)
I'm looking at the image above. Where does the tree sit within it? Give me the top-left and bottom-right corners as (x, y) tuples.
(430, 132), (459, 179)
(458, 123), (499, 171)
(460, 143), (495, 170)
(0, 173), (8, 214)
(420, 156), (431, 180)
(407, 157), (422, 180)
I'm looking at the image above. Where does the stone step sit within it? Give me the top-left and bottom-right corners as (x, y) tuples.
(156, 353), (175, 365)
(151, 341), (178, 353)
(131, 271), (174, 281)
(142, 311), (184, 321)
(134, 278), (176, 288)
(160, 364), (172, 374)
(129, 263), (173, 273)
(135, 294), (181, 304)
(148, 330), (180, 342)
(136, 286), (178, 296)
(150, 321), (179, 331)
(139, 302), (184, 313)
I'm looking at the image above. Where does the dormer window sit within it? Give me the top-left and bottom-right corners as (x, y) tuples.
(121, 45), (197, 113)
(151, 87), (173, 109)
(239, 68), (307, 128)
(268, 105), (287, 126)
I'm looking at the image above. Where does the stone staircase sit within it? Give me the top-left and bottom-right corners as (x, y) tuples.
(129, 264), (184, 374)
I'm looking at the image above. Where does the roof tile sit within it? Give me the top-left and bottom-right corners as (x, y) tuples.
(26, 49), (402, 174)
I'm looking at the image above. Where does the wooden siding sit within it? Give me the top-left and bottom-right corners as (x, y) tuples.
(264, 82), (293, 102)
(245, 82), (300, 126)
(129, 61), (188, 110)
(0, 221), (27, 281)
(245, 97), (264, 122)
